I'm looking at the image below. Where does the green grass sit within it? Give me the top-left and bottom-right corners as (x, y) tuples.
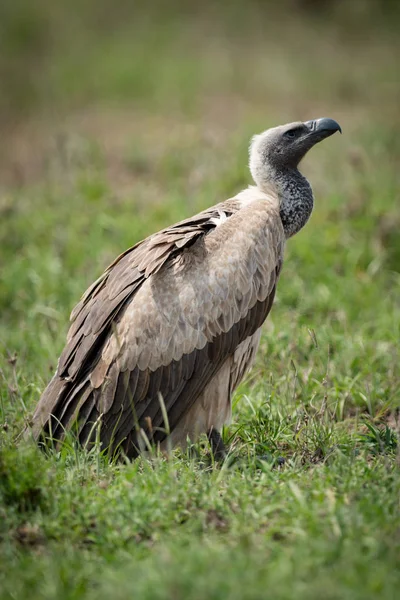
(1, 1), (400, 598)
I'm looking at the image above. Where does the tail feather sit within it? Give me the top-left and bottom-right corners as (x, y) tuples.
(26, 374), (69, 443)
(26, 373), (96, 449)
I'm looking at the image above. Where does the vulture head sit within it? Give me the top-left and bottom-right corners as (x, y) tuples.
(250, 117), (342, 188)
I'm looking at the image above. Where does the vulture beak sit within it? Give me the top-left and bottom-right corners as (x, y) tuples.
(304, 118), (342, 142)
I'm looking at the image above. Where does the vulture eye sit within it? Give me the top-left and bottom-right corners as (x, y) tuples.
(285, 130), (297, 139)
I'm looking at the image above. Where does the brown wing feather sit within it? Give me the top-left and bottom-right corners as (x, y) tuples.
(29, 200), (241, 442)
(58, 200), (238, 379)
(29, 193), (284, 457)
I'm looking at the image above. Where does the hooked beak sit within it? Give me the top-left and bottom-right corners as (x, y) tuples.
(304, 118), (342, 141)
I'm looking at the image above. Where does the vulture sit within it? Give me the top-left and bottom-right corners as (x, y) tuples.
(29, 118), (341, 459)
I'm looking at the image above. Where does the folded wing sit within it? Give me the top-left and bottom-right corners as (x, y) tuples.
(30, 194), (284, 457)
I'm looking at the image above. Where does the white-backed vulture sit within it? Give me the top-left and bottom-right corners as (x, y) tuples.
(28, 118), (341, 459)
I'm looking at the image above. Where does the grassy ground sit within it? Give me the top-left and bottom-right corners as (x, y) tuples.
(1, 2), (399, 598)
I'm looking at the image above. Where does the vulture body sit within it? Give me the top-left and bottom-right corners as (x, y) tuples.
(29, 118), (341, 458)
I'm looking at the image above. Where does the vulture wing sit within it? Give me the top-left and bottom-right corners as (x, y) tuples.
(30, 191), (284, 457)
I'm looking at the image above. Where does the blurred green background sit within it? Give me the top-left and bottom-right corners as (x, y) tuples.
(0, 1), (399, 599)
(0, 0), (399, 186)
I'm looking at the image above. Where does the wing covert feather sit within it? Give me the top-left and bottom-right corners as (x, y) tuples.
(31, 190), (285, 456)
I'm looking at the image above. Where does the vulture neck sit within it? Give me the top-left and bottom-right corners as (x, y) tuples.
(268, 167), (314, 239)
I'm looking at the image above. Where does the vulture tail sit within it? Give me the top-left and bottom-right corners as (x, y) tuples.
(25, 373), (95, 451)
(24, 374), (67, 443)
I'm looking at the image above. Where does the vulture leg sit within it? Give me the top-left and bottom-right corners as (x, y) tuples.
(207, 427), (227, 461)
